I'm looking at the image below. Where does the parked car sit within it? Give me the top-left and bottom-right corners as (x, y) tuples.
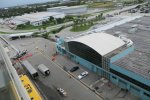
(129, 9), (137, 13)
(55, 35), (60, 38)
(106, 14), (113, 17)
(144, 9), (149, 13)
(57, 88), (67, 96)
(70, 66), (79, 72)
(78, 71), (88, 80)
(114, 12), (118, 15)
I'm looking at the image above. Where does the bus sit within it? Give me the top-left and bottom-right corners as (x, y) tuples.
(21, 60), (38, 79)
(20, 75), (42, 100)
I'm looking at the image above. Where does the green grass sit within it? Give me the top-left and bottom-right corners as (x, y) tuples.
(101, 8), (115, 13)
(70, 24), (92, 32)
(71, 14), (91, 19)
(0, 31), (8, 34)
(16, 25), (36, 30)
(16, 23), (55, 30)
(88, 2), (113, 8)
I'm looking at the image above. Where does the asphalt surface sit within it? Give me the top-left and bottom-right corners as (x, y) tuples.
(1, 14), (143, 99)
(27, 53), (102, 100)
(0, 21), (73, 33)
(6, 37), (103, 100)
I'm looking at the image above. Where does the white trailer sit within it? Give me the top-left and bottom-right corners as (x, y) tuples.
(21, 60), (38, 79)
(38, 64), (50, 76)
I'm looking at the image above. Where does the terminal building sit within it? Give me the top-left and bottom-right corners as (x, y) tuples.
(47, 5), (87, 15)
(11, 12), (65, 26)
(56, 16), (150, 100)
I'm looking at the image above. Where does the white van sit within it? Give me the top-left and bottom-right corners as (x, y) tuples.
(38, 64), (50, 76)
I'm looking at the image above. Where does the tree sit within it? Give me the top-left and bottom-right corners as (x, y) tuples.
(43, 26), (47, 32)
(42, 21), (47, 25)
(56, 18), (64, 24)
(33, 32), (40, 37)
(100, 13), (103, 17)
(137, 0), (144, 3)
(73, 20), (77, 27)
(26, 21), (30, 25)
(17, 24), (25, 29)
(65, 15), (73, 21)
(90, 21), (94, 25)
(38, 28), (41, 33)
(49, 16), (54, 22)
(42, 32), (49, 39)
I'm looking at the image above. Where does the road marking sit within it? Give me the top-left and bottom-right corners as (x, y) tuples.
(2, 36), (103, 100)
(37, 50), (104, 100)
(32, 79), (48, 100)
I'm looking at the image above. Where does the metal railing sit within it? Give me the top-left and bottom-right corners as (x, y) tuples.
(0, 42), (30, 100)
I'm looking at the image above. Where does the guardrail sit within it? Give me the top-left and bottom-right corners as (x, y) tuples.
(0, 42), (30, 100)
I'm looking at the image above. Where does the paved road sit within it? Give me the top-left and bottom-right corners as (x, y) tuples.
(2, 36), (141, 100)
(0, 4), (141, 34)
(54, 16), (121, 38)
(54, 55), (100, 86)
(27, 52), (102, 100)
(0, 21), (73, 33)
(6, 37), (103, 100)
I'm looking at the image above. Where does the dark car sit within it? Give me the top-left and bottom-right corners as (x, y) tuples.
(144, 9), (149, 13)
(55, 35), (60, 38)
(130, 9), (137, 13)
(70, 66), (79, 72)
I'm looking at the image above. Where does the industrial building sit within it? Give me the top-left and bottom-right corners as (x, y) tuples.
(56, 16), (150, 100)
(47, 6), (67, 12)
(11, 12), (65, 26)
(47, 5), (87, 15)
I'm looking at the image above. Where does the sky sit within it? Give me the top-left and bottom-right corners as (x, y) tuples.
(0, 0), (59, 8)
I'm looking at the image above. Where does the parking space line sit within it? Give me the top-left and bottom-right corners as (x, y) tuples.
(37, 50), (104, 100)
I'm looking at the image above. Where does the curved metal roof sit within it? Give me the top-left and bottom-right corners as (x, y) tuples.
(69, 33), (125, 56)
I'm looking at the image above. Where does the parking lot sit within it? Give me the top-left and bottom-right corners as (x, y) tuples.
(5, 37), (103, 100)
(0, 2), (149, 99)
(53, 53), (140, 100)
(3, 35), (140, 100)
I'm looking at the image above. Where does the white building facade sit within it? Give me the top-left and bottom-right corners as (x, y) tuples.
(47, 5), (88, 15)
(11, 12), (66, 26)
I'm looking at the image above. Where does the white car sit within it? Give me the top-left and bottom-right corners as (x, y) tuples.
(57, 88), (67, 96)
(78, 71), (88, 80)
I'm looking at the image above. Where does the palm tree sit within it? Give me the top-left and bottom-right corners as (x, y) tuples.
(43, 26), (47, 33)
(49, 16), (54, 22)
(38, 28), (41, 33)
(42, 32), (50, 39)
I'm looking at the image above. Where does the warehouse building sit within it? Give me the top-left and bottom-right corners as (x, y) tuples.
(11, 12), (65, 26)
(10, 18), (28, 26)
(47, 6), (66, 12)
(56, 16), (150, 100)
(47, 5), (87, 15)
